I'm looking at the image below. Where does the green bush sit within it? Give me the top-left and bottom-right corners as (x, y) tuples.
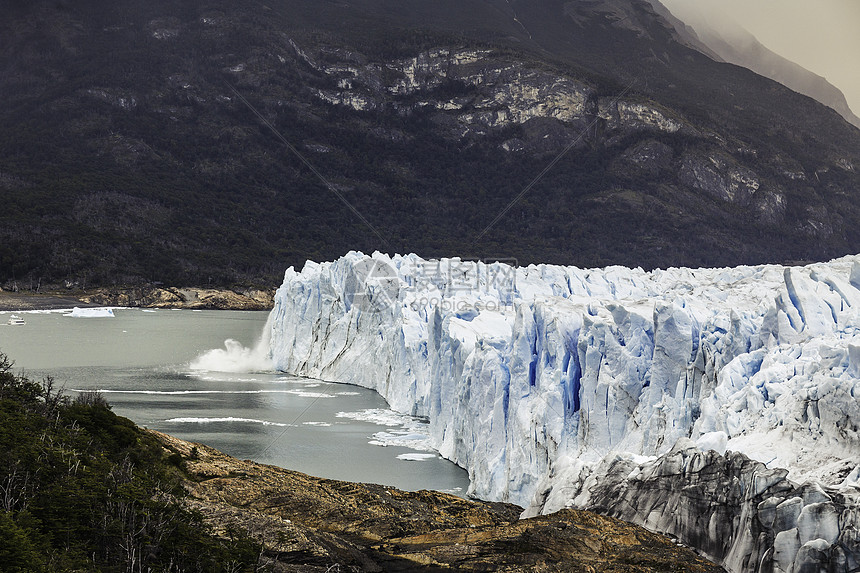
(0, 351), (261, 572)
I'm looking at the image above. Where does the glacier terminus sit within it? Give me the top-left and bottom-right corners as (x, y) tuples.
(266, 252), (860, 573)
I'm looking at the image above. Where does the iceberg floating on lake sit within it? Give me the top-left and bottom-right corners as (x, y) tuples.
(397, 453), (438, 461)
(267, 251), (860, 572)
(64, 307), (115, 318)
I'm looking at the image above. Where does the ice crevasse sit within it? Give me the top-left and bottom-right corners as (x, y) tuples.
(267, 251), (860, 572)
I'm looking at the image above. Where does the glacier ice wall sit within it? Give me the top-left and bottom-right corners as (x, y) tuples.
(268, 252), (860, 572)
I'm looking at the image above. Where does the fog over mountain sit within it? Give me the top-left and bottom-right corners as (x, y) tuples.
(656, 0), (860, 129)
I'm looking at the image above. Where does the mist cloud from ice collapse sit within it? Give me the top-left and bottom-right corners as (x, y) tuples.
(189, 314), (274, 373)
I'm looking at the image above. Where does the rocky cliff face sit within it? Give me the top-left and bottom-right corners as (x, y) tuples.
(299, 42), (695, 153)
(544, 440), (860, 573)
(279, 32), (852, 240)
(153, 430), (724, 572)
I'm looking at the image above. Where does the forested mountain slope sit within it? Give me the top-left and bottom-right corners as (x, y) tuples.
(1, 0), (859, 288)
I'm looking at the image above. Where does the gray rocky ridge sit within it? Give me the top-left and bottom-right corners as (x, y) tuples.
(537, 440), (860, 573)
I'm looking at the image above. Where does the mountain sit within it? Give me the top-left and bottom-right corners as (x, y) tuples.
(1, 0), (860, 289)
(647, 0), (860, 129)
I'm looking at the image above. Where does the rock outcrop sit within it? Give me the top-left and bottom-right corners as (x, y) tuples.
(153, 430), (723, 572)
(300, 43), (694, 152)
(0, 286), (275, 311)
(79, 286), (275, 310)
(555, 440), (860, 573)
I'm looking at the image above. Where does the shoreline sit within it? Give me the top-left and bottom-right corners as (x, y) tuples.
(0, 286), (276, 312)
(0, 291), (101, 312)
(154, 429), (724, 572)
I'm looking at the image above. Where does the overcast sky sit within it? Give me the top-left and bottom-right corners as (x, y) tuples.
(659, 0), (860, 117)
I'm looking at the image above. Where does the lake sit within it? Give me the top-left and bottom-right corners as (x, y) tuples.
(0, 308), (470, 495)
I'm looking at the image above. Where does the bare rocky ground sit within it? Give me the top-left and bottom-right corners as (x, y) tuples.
(153, 430), (725, 572)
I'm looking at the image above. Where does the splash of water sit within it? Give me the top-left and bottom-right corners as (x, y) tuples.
(189, 312), (274, 373)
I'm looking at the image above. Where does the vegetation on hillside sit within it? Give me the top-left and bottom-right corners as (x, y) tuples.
(0, 352), (261, 572)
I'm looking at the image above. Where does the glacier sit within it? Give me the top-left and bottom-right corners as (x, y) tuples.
(267, 251), (860, 572)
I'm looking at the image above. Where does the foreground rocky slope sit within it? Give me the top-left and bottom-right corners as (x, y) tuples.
(267, 252), (860, 572)
(154, 430), (723, 572)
